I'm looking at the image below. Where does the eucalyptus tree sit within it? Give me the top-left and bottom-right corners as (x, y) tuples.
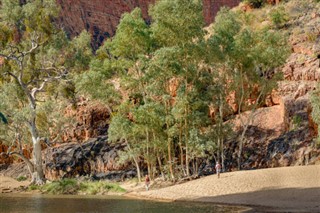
(0, 82), (34, 174)
(206, 8), (241, 170)
(109, 7), (153, 104)
(108, 101), (147, 183)
(105, 0), (209, 180)
(0, 0), (92, 184)
(76, 7), (152, 115)
(96, 8), (155, 182)
(131, 102), (167, 179)
(148, 0), (207, 178)
(233, 28), (288, 170)
(207, 9), (290, 170)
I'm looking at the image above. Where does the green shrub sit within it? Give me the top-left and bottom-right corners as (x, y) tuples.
(28, 185), (40, 191)
(41, 179), (78, 194)
(306, 32), (318, 42)
(28, 179), (126, 195)
(16, 176), (27, 182)
(293, 115), (302, 126)
(79, 181), (126, 195)
(269, 6), (289, 28)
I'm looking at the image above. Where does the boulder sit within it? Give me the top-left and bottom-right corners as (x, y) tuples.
(62, 100), (110, 143)
(44, 137), (134, 180)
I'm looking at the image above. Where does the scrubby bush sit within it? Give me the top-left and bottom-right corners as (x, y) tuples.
(79, 181), (126, 195)
(41, 179), (78, 194)
(28, 179), (126, 195)
(269, 6), (289, 28)
(16, 176), (27, 182)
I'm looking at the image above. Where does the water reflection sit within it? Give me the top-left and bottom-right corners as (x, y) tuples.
(0, 194), (244, 213)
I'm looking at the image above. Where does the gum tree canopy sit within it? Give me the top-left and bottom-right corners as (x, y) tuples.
(0, 0), (91, 184)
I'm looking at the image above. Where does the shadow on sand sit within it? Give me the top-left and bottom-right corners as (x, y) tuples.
(190, 187), (320, 212)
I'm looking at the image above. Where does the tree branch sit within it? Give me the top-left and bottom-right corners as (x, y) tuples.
(30, 68), (68, 98)
(8, 152), (34, 176)
(0, 52), (20, 62)
(22, 34), (40, 56)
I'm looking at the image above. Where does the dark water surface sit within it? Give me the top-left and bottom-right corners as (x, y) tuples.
(0, 194), (245, 213)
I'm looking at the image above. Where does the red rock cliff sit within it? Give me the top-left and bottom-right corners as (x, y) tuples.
(203, 0), (241, 24)
(57, 0), (241, 48)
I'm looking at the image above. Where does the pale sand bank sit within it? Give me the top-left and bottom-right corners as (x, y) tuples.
(128, 165), (320, 212)
(1, 166), (319, 212)
(0, 176), (29, 193)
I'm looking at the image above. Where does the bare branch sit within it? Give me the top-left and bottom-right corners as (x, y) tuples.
(39, 67), (58, 73)
(22, 34), (40, 56)
(0, 53), (20, 62)
(6, 71), (19, 82)
(9, 151), (34, 175)
(30, 68), (68, 98)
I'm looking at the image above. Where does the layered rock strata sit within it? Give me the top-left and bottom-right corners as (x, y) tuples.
(57, 0), (241, 48)
(44, 136), (135, 181)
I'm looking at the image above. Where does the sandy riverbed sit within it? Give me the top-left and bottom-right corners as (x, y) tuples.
(1, 165), (320, 212)
(128, 165), (320, 212)
(0, 176), (29, 193)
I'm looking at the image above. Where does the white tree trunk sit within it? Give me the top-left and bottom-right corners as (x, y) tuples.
(30, 127), (45, 185)
(132, 156), (141, 183)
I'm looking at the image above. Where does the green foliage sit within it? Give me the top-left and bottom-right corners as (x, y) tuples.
(108, 102), (133, 142)
(0, 0), (293, 180)
(110, 8), (152, 59)
(0, 0), (59, 31)
(0, 82), (31, 145)
(209, 9), (289, 110)
(16, 176), (27, 182)
(149, 0), (204, 47)
(207, 8), (289, 170)
(28, 184), (40, 191)
(67, 31), (93, 71)
(305, 31), (318, 42)
(41, 179), (78, 194)
(75, 58), (120, 106)
(291, 114), (303, 130)
(79, 181), (126, 195)
(29, 179), (125, 195)
(269, 6), (289, 28)
(311, 86), (320, 141)
(103, 1), (291, 177)
(0, 0), (93, 183)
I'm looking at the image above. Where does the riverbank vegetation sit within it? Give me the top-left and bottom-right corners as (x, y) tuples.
(78, 0), (290, 180)
(2, 0), (309, 184)
(0, 0), (92, 184)
(28, 179), (126, 195)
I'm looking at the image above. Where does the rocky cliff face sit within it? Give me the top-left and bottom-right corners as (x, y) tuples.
(231, 0), (320, 169)
(57, 0), (241, 49)
(203, 0), (241, 24)
(278, 1), (320, 131)
(62, 100), (110, 143)
(38, 0), (320, 176)
(1, 0), (319, 179)
(44, 137), (135, 181)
